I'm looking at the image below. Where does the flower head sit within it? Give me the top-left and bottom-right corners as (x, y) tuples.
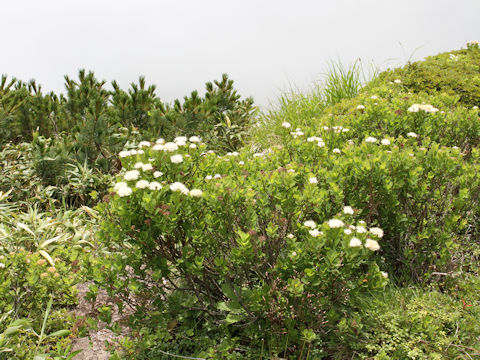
(365, 239), (380, 251)
(153, 171), (163, 178)
(119, 150), (131, 158)
(189, 136), (201, 143)
(303, 220), (316, 229)
(124, 170), (140, 181)
(164, 142), (179, 152)
(170, 182), (189, 195)
(189, 189), (203, 197)
(170, 154), (184, 164)
(138, 141), (151, 148)
(369, 227), (384, 238)
(381, 139), (391, 146)
(343, 206), (354, 215)
(281, 122), (291, 128)
(148, 181), (162, 190)
(309, 177), (318, 184)
(116, 184), (132, 197)
(328, 219), (344, 228)
(309, 229), (322, 237)
(136, 180), (149, 189)
(349, 237), (362, 247)
(365, 136), (377, 143)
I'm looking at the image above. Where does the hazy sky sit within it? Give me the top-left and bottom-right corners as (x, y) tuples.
(2, 0), (479, 108)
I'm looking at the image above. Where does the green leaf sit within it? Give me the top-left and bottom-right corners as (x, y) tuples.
(47, 329), (71, 338)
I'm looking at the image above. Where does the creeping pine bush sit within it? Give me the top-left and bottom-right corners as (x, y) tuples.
(94, 135), (388, 356)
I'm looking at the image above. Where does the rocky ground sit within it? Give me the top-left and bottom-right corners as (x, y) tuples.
(70, 283), (133, 360)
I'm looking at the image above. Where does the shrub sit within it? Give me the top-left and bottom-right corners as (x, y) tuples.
(93, 135), (390, 356)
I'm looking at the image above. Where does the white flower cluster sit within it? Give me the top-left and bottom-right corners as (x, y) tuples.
(331, 126), (349, 133)
(449, 54), (459, 61)
(408, 104), (439, 113)
(365, 136), (377, 143)
(119, 149), (144, 158)
(290, 128), (304, 138)
(114, 182), (132, 197)
(467, 40), (479, 47)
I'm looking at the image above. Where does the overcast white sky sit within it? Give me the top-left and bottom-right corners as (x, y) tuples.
(1, 0), (479, 108)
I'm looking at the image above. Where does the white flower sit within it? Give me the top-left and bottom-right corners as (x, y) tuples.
(239, 161), (245, 165)
(349, 237), (362, 247)
(0, 263), (5, 269)
(309, 177), (318, 184)
(130, 149), (138, 155)
(343, 206), (354, 215)
(357, 105), (365, 110)
(117, 185), (132, 197)
(473, 106), (479, 110)
(189, 189), (203, 197)
(189, 144), (197, 149)
(152, 144), (164, 151)
(365, 239), (380, 251)
(138, 150), (144, 154)
(174, 136), (187, 144)
(170, 154), (183, 164)
(142, 164), (153, 171)
(170, 182), (189, 195)
(317, 141), (325, 147)
(148, 181), (162, 190)
(287, 233), (295, 239)
(323, 126), (329, 130)
(309, 229), (322, 237)
(287, 169), (295, 173)
(328, 219), (344, 228)
(303, 220), (316, 229)
(381, 139), (391, 145)
(134, 162), (144, 169)
(138, 141), (151, 148)
(164, 142), (178, 152)
(136, 180), (149, 189)
(114, 182), (128, 192)
(408, 104), (438, 113)
(214, 174), (222, 179)
(342, 128), (349, 133)
(253, 153), (264, 157)
(124, 170), (140, 181)
(369, 227), (384, 238)
(281, 122), (291, 128)
(189, 136), (201, 143)
(371, 95), (378, 99)
(119, 150), (131, 158)
(156, 138), (166, 144)
(153, 171), (163, 178)
(344, 229), (352, 235)
(394, 79), (402, 84)
(333, 148), (341, 154)
(407, 132), (418, 138)
(365, 136), (377, 143)
(356, 226), (367, 233)
(381, 271), (388, 278)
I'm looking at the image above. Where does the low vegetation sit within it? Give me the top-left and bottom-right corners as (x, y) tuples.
(1, 41), (479, 359)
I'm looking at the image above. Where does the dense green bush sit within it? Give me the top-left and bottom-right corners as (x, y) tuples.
(337, 280), (480, 359)
(367, 42), (480, 107)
